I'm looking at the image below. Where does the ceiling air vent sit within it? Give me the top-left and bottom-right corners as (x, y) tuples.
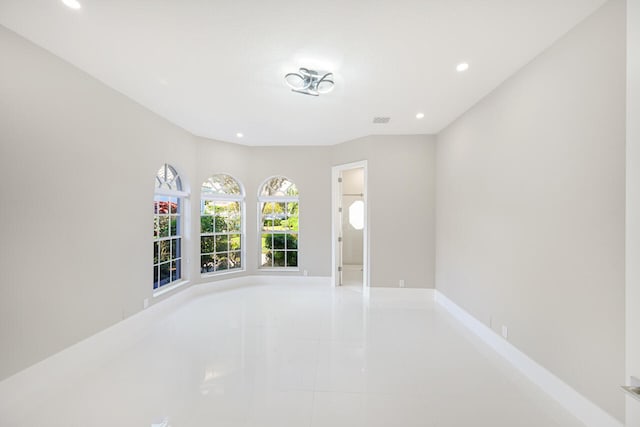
(372, 117), (390, 124)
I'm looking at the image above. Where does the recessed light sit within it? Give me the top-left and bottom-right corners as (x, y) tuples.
(456, 62), (470, 72)
(236, 133), (244, 138)
(416, 113), (425, 119)
(62, 0), (82, 10)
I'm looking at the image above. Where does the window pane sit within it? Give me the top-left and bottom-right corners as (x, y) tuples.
(214, 212), (227, 233)
(216, 254), (229, 271)
(153, 242), (159, 264)
(273, 251), (285, 267)
(286, 234), (298, 250)
(155, 196), (171, 214)
(156, 164), (182, 192)
(170, 215), (179, 236)
(170, 198), (179, 214)
(260, 177), (298, 197)
(224, 200), (240, 213)
(215, 201), (236, 231)
(229, 251), (241, 269)
(202, 200), (216, 215)
(171, 259), (181, 282)
(158, 216), (170, 238)
(228, 216), (241, 232)
(202, 174), (242, 197)
(201, 216), (214, 234)
(262, 233), (272, 252)
(281, 218), (291, 231)
(273, 234), (285, 249)
(201, 236), (215, 254)
(288, 202), (299, 231)
(201, 254), (215, 273)
(227, 205), (241, 231)
(262, 218), (273, 231)
(273, 202), (286, 229)
(159, 240), (171, 262)
(171, 238), (181, 260)
(159, 262), (171, 287)
(230, 234), (241, 251)
(261, 249), (272, 267)
(286, 251), (298, 267)
(287, 201), (299, 216)
(153, 266), (159, 289)
(215, 235), (228, 252)
(262, 203), (278, 230)
(153, 217), (160, 239)
(263, 202), (276, 216)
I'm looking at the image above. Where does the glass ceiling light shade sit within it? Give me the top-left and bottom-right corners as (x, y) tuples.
(284, 68), (334, 96)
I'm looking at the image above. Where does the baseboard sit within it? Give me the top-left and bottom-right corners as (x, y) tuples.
(434, 290), (623, 427)
(243, 275), (332, 286)
(367, 287), (435, 297)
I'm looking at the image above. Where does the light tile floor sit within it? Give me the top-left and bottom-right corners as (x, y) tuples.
(0, 282), (586, 427)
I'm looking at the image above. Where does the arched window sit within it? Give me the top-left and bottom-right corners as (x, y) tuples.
(153, 164), (187, 290)
(200, 174), (244, 274)
(258, 176), (299, 268)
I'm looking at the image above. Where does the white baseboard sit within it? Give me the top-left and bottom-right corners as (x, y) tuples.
(434, 290), (623, 427)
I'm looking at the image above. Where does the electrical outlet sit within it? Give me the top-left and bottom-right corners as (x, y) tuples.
(501, 325), (508, 340)
(399, 279), (405, 288)
(143, 298), (149, 309)
(303, 270), (308, 276)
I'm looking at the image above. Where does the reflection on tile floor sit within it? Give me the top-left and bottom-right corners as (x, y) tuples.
(0, 282), (585, 427)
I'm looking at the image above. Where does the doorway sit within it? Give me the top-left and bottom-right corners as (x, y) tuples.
(332, 161), (369, 290)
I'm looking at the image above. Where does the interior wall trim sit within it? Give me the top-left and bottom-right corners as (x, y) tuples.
(434, 290), (623, 427)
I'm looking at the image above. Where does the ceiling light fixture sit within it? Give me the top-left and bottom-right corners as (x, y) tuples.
(416, 112), (425, 119)
(236, 133), (244, 138)
(62, 0), (82, 9)
(456, 62), (470, 72)
(284, 68), (334, 96)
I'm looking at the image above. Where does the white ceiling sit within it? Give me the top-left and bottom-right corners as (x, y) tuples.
(0, 0), (606, 146)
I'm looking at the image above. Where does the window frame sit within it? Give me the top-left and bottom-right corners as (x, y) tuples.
(200, 174), (246, 277)
(257, 176), (300, 270)
(153, 164), (189, 294)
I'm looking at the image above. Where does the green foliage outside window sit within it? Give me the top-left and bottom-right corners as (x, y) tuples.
(201, 199), (242, 273)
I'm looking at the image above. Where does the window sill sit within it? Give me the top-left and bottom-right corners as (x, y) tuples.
(153, 280), (190, 298)
(258, 267), (300, 272)
(201, 268), (246, 279)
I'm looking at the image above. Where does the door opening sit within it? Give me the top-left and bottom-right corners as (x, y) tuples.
(332, 161), (368, 290)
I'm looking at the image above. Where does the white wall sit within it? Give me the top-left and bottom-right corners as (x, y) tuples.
(627, 0), (640, 424)
(333, 135), (436, 288)
(0, 25), (198, 380)
(435, 0), (626, 420)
